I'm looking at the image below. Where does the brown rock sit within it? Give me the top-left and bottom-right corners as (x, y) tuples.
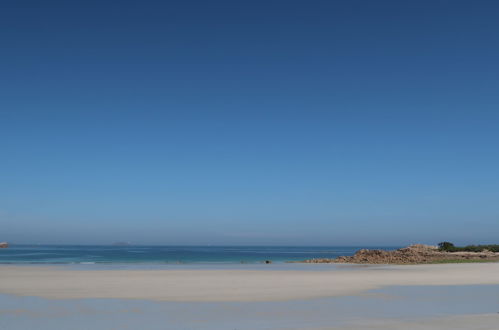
(301, 244), (499, 264)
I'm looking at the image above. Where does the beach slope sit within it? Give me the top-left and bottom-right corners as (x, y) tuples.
(1, 263), (499, 302)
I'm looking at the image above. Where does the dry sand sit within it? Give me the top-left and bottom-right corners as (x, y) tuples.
(1, 263), (499, 302)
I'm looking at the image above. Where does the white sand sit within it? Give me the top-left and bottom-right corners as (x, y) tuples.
(319, 314), (499, 330)
(1, 263), (499, 302)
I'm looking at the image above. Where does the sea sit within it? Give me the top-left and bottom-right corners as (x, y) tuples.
(0, 245), (399, 265)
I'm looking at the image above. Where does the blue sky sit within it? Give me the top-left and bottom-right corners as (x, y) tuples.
(1, 0), (498, 245)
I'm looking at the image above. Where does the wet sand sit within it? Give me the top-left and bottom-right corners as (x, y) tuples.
(326, 314), (499, 330)
(1, 284), (498, 329)
(1, 263), (499, 301)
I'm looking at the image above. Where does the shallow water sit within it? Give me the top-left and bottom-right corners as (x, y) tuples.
(0, 245), (399, 264)
(1, 285), (498, 329)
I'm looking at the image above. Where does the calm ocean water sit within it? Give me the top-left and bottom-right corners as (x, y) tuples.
(0, 245), (398, 264)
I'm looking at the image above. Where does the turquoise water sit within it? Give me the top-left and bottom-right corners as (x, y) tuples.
(0, 245), (398, 264)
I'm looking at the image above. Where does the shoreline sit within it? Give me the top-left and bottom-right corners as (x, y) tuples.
(301, 244), (499, 264)
(1, 263), (499, 302)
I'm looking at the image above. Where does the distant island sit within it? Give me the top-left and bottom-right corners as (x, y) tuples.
(112, 242), (131, 246)
(0, 242), (8, 248)
(301, 243), (499, 264)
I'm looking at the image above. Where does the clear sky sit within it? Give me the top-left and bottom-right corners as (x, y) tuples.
(1, 0), (498, 246)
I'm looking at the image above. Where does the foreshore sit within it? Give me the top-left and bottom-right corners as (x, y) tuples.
(2, 264), (499, 329)
(1, 263), (499, 302)
(328, 314), (499, 330)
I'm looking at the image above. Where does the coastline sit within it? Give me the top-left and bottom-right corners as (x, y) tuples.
(1, 263), (499, 302)
(301, 244), (499, 264)
(2, 263), (498, 329)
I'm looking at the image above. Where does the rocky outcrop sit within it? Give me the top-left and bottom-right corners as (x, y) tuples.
(303, 244), (499, 264)
(0, 242), (8, 248)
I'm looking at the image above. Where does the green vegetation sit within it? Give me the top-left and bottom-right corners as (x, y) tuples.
(438, 242), (456, 250)
(438, 242), (499, 253)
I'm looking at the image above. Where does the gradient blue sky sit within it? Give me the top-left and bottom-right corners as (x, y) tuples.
(1, 0), (498, 245)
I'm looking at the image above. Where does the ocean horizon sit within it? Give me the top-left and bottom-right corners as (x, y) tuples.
(0, 245), (400, 265)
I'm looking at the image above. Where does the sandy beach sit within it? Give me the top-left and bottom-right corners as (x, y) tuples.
(1, 264), (499, 329)
(321, 314), (499, 330)
(1, 263), (499, 302)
